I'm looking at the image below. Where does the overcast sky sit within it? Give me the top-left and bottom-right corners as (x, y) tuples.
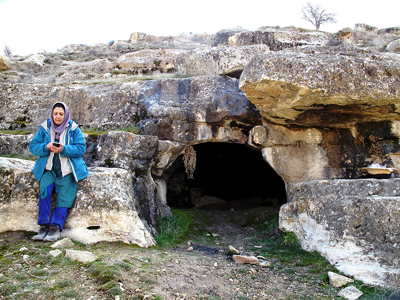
(1, 0), (399, 56)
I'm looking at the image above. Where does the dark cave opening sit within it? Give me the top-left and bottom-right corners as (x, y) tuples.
(161, 142), (287, 210)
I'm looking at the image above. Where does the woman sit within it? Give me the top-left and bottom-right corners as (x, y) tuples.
(29, 102), (88, 242)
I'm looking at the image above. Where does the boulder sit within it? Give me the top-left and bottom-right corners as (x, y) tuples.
(239, 45), (400, 128)
(65, 249), (98, 263)
(175, 45), (269, 77)
(232, 255), (259, 264)
(337, 286), (363, 300)
(0, 157), (155, 247)
(280, 178), (400, 286)
(386, 39), (400, 53)
(95, 131), (158, 172)
(227, 30), (331, 50)
(0, 133), (35, 158)
(354, 23), (379, 34)
(378, 27), (400, 35)
(115, 49), (184, 73)
(13, 54), (45, 72)
(328, 271), (354, 288)
(0, 56), (11, 71)
(64, 59), (115, 73)
(211, 27), (248, 47)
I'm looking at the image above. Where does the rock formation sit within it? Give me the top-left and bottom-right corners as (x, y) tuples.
(1, 23), (400, 285)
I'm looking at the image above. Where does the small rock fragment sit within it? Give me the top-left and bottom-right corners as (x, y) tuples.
(187, 247), (193, 252)
(51, 237), (75, 249)
(337, 285), (363, 300)
(259, 260), (272, 267)
(232, 255), (259, 265)
(328, 271), (354, 287)
(229, 245), (241, 255)
(19, 246), (29, 252)
(65, 249), (98, 264)
(49, 249), (62, 258)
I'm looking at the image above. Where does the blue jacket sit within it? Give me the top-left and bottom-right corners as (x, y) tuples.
(29, 119), (89, 182)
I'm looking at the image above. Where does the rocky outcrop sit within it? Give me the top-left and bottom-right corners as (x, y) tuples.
(175, 45), (269, 77)
(115, 49), (184, 74)
(280, 178), (400, 286)
(0, 75), (261, 143)
(0, 157), (157, 246)
(239, 45), (400, 128)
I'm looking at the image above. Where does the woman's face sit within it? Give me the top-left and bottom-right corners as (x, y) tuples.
(53, 107), (65, 125)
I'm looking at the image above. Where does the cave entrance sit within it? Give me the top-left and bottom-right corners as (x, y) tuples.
(162, 142), (287, 210)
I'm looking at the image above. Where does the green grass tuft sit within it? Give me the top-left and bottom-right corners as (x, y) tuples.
(155, 209), (192, 247)
(86, 261), (121, 284)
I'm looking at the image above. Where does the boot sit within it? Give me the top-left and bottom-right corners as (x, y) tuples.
(43, 225), (60, 242)
(32, 225), (49, 241)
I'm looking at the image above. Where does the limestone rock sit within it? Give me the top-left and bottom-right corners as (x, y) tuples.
(0, 158), (40, 233)
(211, 28), (248, 47)
(229, 245), (242, 255)
(386, 39), (400, 53)
(328, 271), (354, 287)
(65, 59), (115, 73)
(259, 260), (272, 268)
(115, 49), (184, 73)
(228, 30), (331, 50)
(65, 249), (98, 264)
(51, 237), (75, 249)
(0, 76), (261, 144)
(378, 27), (400, 35)
(175, 45), (269, 77)
(0, 133), (35, 157)
(13, 54), (45, 72)
(152, 140), (186, 176)
(49, 249), (62, 257)
(239, 46), (400, 128)
(0, 56), (11, 71)
(61, 44), (88, 52)
(95, 131), (158, 172)
(337, 286), (363, 300)
(280, 178), (400, 286)
(232, 255), (259, 265)
(0, 157), (155, 247)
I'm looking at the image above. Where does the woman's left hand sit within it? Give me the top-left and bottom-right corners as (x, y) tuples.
(51, 144), (63, 153)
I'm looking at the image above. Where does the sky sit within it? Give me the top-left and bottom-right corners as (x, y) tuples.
(0, 0), (399, 56)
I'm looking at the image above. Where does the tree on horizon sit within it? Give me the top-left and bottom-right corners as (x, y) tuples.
(301, 2), (337, 30)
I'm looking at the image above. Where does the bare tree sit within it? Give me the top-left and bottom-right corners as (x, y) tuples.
(301, 2), (337, 30)
(3, 45), (12, 56)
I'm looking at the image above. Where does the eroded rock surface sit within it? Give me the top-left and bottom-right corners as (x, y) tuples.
(280, 178), (400, 286)
(239, 46), (400, 128)
(0, 157), (157, 247)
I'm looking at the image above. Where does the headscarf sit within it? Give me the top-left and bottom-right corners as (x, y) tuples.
(50, 102), (71, 139)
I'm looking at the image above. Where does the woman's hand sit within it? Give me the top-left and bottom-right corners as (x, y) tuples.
(47, 142), (63, 153)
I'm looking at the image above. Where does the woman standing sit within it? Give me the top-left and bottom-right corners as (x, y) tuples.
(29, 102), (88, 242)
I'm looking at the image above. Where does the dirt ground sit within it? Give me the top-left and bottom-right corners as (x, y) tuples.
(0, 206), (353, 300)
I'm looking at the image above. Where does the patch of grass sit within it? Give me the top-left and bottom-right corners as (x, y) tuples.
(0, 283), (18, 296)
(114, 261), (131, 270)
(0, 129), (34, 135)
(82, 125), (141, 138)
(238, 268), (247, 274)
(86, 261), (121, 284)
(57, 278), (74, 288)
(0, 153), (37, 161)
(155, 209), (192, 247)
(59, 288), (80, 299)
